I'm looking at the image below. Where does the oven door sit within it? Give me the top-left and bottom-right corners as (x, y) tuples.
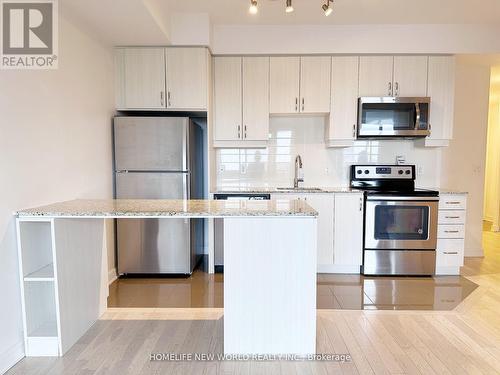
(365, 196), (438, 250)
(358, 97), (430, 137)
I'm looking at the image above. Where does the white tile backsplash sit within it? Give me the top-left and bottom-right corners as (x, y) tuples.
(215, 116), (442, 189)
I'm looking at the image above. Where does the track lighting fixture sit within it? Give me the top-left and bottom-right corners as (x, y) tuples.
(285, 0), (294, 13)
(322, 0), (333, 16)
(249, 0), (258, 14)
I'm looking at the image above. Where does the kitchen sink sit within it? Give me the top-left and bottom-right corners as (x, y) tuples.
(276, 187), (323, 191)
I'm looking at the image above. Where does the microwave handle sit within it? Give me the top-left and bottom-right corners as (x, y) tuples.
(414, 102), (421, 130)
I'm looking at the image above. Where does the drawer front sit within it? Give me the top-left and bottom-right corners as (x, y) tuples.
(436, 239), (464, 267)
(438, 210), (466, 225)
(439, 195), (467, 210)
(438, 224), (465, 239)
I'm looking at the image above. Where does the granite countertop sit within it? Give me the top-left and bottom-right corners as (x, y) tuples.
(16, 199), (318, 218)
(211, 186), (360, 194)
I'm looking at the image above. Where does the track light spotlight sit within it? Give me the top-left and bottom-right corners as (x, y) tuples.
(322, 0), (333, 16)
(249, 0), (258, 14)
(285, 0), (294, 13)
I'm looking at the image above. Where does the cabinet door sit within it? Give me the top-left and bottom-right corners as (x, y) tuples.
(333, 194), (363, 267)
(121, 48), (166, 109)
(213, 57), (242, 142)
(272, 194), (335, 267)
(304, 195), (335, 266)
(166, 47), (207, 110)
(327, 56), (359, 146)
(270, 57), (300, 114)
(359, 56), (394, 97)
(300, 56), (331, 113)
(393, 56), (428, 97)
(242, 57), (269, 141)
(426, 56), (455, 146)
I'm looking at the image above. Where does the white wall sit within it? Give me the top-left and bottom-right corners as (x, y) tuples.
(212, 24), (500, 55)
(441, 57), (491, 256)
(0, 16), (114, 373)
(483, 67), (500, 230)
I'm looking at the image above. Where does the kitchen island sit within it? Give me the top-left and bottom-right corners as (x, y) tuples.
(15, 199), (318, 357)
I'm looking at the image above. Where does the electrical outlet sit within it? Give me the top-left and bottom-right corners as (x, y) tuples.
(218, 165), (225, 173)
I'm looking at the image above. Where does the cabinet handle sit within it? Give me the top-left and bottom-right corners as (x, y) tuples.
(167, 91), (171, 107)
(445, 216), (460, 219)
(444, 251), (458, 255)
(395, 82), (399, 96)
(359, 197), (363, 211)
(237, 125), (241, 139)
(160, 91), (164, 106)
(295, 97), (298, 112)
(446, 201), (461, 205)
(429, 124), (432, 131)
(244, 125), (247, 139)
(302, 98), (305, 112)
(388, 82), (392, 96)
(444, 230), (460, 233)
(353, 124), (356, 138)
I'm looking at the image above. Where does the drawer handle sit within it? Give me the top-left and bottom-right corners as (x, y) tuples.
(444, 251), (458, 255)
(446, 201), (462, 205)
(445, 216), (460, 219)
(444, 230), (460, 233)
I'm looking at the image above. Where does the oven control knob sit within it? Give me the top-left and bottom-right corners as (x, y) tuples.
(398, 170), (404, 175)
(364, 170), (369, 175)
(357, 170), (362, 175)
(405, 170), (411, 175)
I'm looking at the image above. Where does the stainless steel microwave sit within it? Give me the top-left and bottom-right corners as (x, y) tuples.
(357, 97), (430, 138)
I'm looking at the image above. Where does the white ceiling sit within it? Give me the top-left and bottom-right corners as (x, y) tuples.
(161, 0), (500, 25)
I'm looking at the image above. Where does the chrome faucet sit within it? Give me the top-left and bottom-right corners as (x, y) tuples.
(294, 155), (304, 188)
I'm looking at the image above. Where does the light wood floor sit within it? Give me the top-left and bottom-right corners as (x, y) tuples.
(8, 228), (500, 375)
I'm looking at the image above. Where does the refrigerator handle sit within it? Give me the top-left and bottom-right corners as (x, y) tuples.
(183, 173), (190, 200)
(183, 120), (189, 172)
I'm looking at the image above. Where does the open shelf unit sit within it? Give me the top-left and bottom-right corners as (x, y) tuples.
(17, 219), (61, 356)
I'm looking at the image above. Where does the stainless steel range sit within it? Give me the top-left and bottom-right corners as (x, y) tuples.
(350, 165), (439, 276)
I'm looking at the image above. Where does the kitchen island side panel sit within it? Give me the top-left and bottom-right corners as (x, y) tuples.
(223, 217), (317, 355)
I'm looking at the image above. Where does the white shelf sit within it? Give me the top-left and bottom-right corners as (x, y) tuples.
(28, 319), (58, 337)
(24, 263), (54, 281)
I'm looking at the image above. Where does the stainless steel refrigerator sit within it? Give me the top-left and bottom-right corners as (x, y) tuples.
(113, 116), (204, 275)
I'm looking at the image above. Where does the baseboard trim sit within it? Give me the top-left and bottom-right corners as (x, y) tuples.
(0, 340), (24, 375)
(108, 268), (117, 285)
(317, 264), (361, 274)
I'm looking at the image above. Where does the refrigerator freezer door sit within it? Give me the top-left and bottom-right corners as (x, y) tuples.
(115, 172), (189, 199)
(114, 117), (189, 171)
(117, 218), (191, 274)
(116, 171), (192, 274)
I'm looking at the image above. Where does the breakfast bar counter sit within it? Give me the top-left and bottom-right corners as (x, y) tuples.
(15, 199), (318, 357)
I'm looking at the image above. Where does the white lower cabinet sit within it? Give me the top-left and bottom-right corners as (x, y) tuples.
(331, 193), (364, 273)
(271, 192), (363, 273)
(435, 193), (467, 275)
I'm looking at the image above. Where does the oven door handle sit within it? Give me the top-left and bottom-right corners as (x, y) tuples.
(366, 196), (439, 201)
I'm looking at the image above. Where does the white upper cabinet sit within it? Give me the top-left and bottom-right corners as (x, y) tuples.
(327, 56), (359, 147)
(393, 56), (428, 97)
(242, 57), (269, 142)
(213, 57), (242, 142)
(213, 57), (269, 147)
(270, 57), (301, 114)
(359, 56), (394, 97)
(116, 48), (166, 109)
(270, 56), (331, 114)
(425, 56), (456, 147)
(333, 193), (363, 271)
(166, 48), (208, 110)
(115, 47), (209, 110)
(299, 56), (331, 113)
